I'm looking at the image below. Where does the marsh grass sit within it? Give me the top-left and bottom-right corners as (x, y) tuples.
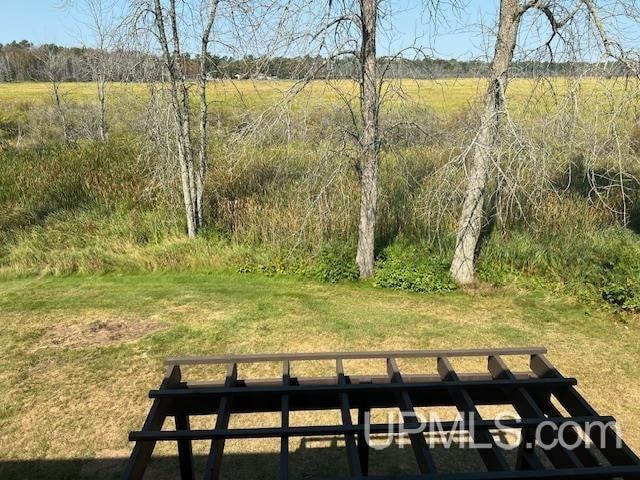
(1, 79), (640, 309)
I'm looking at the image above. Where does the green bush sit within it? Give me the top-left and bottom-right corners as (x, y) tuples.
(374, 243), (457, 292)
(313, 243), (359, 283)
(236, 243), (359, 282)
(602, 280), (640, 313)
(477, 228), (640, 309)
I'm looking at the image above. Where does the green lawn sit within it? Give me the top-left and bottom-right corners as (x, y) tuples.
(0, 272), (639, 479)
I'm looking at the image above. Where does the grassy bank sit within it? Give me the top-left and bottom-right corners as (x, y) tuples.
(2, 79), (640, 303)
(0, 272), (638, 479)
(2, 136), (640, 311)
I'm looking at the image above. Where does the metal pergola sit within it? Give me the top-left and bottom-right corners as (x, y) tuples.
(123, 347), (640, 479)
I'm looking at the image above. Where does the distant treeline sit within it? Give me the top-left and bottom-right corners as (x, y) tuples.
(0, 39), (631, 82)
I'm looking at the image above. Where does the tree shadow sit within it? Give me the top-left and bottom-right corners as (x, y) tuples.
(556, 154), (640, 234)
(0, 436), (520, 480)
(0, 178), (94, 232)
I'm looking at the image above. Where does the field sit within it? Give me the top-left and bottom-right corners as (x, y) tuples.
(2, 80), (640, 292)
(1, 272), (639, 479)
(1, 78), (640, 478)
(0, 77), (634, 113)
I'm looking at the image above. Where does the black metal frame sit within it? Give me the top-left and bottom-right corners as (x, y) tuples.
(123, 347), (640, 479)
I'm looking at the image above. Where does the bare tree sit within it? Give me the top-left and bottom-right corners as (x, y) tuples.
(302, 0), (449, 278)
(197, 0), (218, 228)
(356, 0), (380, 278)
(142, 0), (219, 237)
(244, 0), (383, 277)
(78, 0), (120, 141)
(39, 48), (72, 142)
(582, 0), (640, 76)
(449, 0), (585, 284)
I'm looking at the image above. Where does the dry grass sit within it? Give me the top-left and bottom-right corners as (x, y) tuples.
(0, 272), (638, 479)
(0, 77), (633, 115)
(31, 313), (165, 351)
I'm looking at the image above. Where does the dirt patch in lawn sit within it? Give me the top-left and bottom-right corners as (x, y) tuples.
(32, 313), (166, 350)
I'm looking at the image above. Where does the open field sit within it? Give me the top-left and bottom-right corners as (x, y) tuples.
(0, 78), (498, 112)
(0, 272), (639, 479)
(2, 78), (640, 302)
(0, 77), (636, 115)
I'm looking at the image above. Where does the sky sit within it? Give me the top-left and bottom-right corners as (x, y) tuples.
(3, 0), (630, 61)
(0, 1), (83, 47)
(0, 0), (500, 59)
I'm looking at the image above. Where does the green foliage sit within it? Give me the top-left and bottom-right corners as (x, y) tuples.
(477, 227), (640, 312)
(237, 259), (289, 276)
(235, 243), (359, 282)
(2, 86), (640, 313)
(374, 243), (457, 292)
(0, 138), (145, 228)
(313, 243), (359, 283)
(602, 280), (640, 313)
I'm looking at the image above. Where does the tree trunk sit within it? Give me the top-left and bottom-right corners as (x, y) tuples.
(154, 0), (198, 237)
(177, 139), (197, 238)
(197, 57), (207, 229)
(52, 80), (69, 143)
(449, 0), (522, 285)
(197, 0), (219, 230)
(97, 74), (107, 141)
(180, 88), (198, 233)
(356, 0), (379, 279)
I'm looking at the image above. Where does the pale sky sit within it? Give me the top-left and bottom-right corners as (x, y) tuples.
(0, 0), (496, 59)
(1, 0), (636, 61)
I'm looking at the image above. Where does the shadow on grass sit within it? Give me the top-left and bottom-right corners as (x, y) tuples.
(0, 437), (522, 480)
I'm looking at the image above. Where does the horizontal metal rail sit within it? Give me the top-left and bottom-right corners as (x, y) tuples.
(150, 377), (576, 399)
(165, 347), (547, 366)
(129, 415), (616, 442)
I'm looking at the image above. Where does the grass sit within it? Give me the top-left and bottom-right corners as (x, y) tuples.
(2, 77), (640, 477)
(0, 77), (634, 115)
(0, 271), (638, 479)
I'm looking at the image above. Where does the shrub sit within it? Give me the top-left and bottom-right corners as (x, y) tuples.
(374, 243), (456, 292)
(602, 280), (640, 313)
(313, 243), (359, 283)
(477, 227), (640, 309)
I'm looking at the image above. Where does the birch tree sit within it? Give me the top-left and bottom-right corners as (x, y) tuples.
(39, 48), (72, 143)
(145, 0), (219, 237)
(356, 0), (380, 278)
(79, 0), (119, 141)
(449, 0), (588, 284)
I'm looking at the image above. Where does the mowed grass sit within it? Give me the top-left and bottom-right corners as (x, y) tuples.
(0, 272), (638, 479)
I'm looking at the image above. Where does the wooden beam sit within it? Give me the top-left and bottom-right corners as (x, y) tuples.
(387, 358), (438, 474)
(337, 359), (364, 476)
(488, 355), (583, 470)
(203, 363), (238, 480)
(437, 357), (511, 472)
(122, 365), (181, 480)
(280, 360), (290, 480)
(531, 354), (640, 466)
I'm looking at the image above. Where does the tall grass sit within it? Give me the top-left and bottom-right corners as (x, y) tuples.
(1, 79), (640, 310)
